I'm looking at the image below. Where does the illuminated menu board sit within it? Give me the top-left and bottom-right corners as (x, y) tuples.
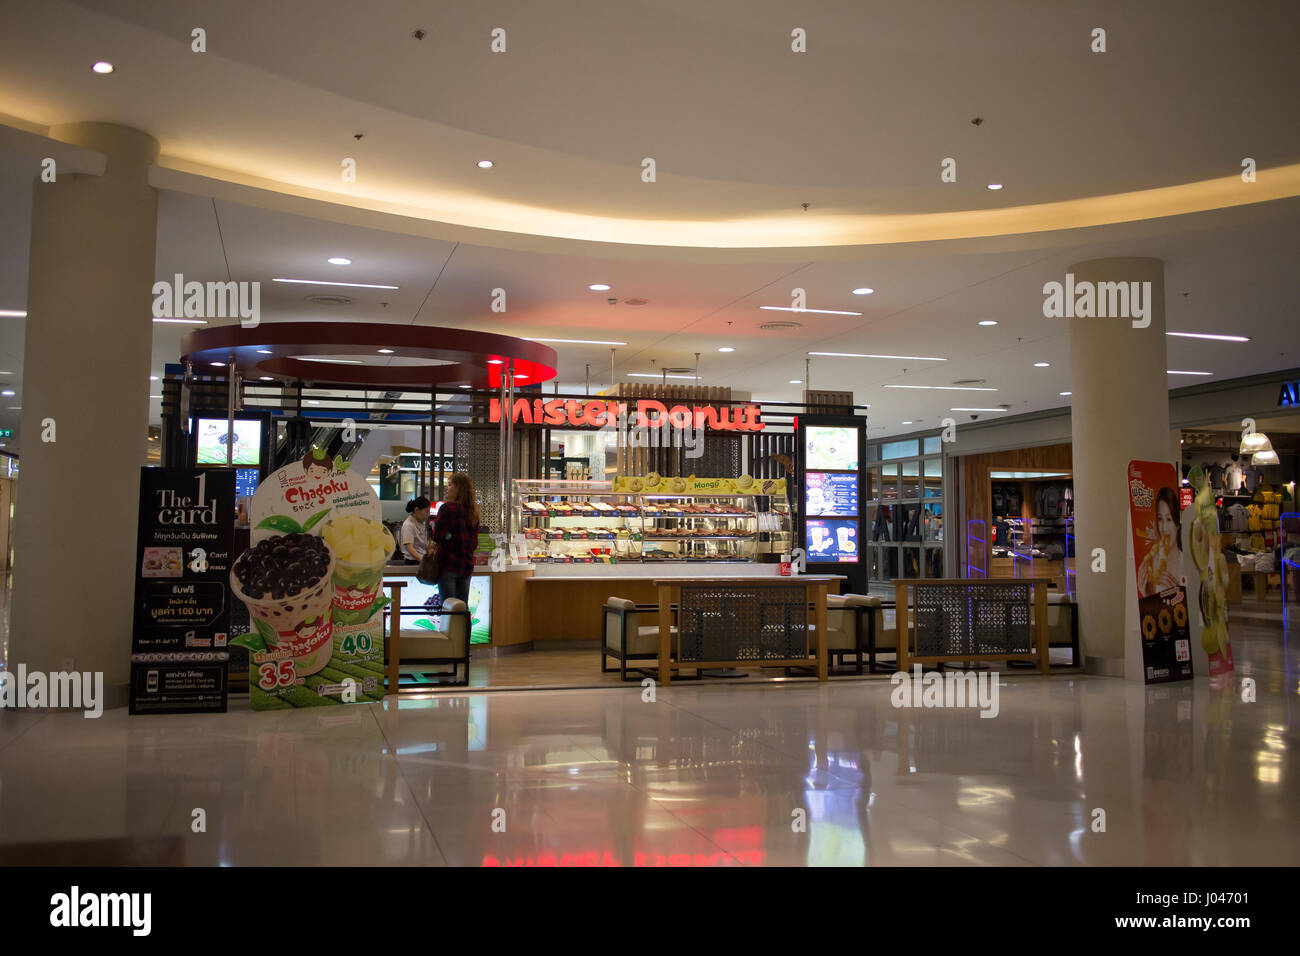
(806, 472), (858, 516)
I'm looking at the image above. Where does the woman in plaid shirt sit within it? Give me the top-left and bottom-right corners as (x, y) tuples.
(433, 472), (481, 604)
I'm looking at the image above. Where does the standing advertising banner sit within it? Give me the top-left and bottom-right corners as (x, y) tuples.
(130, 468), (234, 714)
(1126, 460), (1194, 683)
(1184, 466), (1235, 677)
(231, 448), (392, 709)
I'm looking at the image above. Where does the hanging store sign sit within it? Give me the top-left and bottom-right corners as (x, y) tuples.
(489, 398), (764, 432)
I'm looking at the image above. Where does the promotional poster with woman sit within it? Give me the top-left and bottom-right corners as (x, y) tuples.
(1127, 460), (1194, 683)
(230, 447), (392, 709)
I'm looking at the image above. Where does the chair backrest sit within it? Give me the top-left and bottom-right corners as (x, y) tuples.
(605, 596), (638, 647)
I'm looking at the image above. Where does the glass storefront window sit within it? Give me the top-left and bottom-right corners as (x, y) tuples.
(880, 464), (898, 500)
(900, 460), (919, 499)
(922, 457), (943, 497)
(881, 439), (919, 460)
(923, 436), (941, 455)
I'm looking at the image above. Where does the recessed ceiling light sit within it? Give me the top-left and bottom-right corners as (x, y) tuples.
(761, 306), (862, 316)
(884, 384), (997, 391)
(987, 183), (1003, 190)
(1166, 331), (1251, 343)
(92, 61), (114, 74)
(788, 379), (803, 384)
(1060, 391), (1072, 396)
(257, 349), (272, 354)
(377, 348), (395, 354)
(0, 390), (14, 397)
(260, 376), (274, 381)
(524, 338), (627, 346)
(487, 359), (504, 365)
(327, 257), (352, 265)
(901, 421), (914, 425)
(852, 288), (874, 295)
(1034, 362), (1050, 367)
(588, 283), (612, 292)
(153, 317), (206, 324)
(149, 376), (159, 381)
(273, 278), (398, 290)
(477, 160), (494, 169)
(0, 310), (26, 318)
(1167, 370), (1213, 376)
(978, 320), (998, 326)
(951, 407), (1007, 412)
(809, 352), (946, 361)
(209, 362), (225, 367)
(718, 347), (735, 353)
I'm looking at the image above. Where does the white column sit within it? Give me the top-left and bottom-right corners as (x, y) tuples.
(10, 123), (159, 705)
(1067, 257), (1169, 679)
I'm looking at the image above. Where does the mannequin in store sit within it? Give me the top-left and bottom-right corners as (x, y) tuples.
(402, 496), (433, 563)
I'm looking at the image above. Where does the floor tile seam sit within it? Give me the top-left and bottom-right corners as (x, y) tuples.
(366, 703), (449, 865)
(887, 798), (1047, 867)
(639, 793), (747, 867)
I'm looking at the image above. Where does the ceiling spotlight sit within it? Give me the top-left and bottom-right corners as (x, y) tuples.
(1034, 362), (1050, 367)
(851, 288), (874, 295)
(718, 347), (735, 353)
(588, 283), (612, 292)
(978, 320), (998, 326)
(327, 257), (352, 265)
(987, 183), (1003, 190)
(477, 160), (494, 169)
(92, 61), (114, 74)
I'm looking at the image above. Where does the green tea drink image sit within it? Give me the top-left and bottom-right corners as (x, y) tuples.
(231, 533), (337, 677)
(321, 515), (395, 625)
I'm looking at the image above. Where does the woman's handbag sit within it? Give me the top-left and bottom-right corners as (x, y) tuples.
(416, 551), (440, 586)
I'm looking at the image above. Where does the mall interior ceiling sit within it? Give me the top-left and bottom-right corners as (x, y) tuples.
(1, 1), (1298, 457)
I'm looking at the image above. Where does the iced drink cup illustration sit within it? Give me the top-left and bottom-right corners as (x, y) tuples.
(321, 515), (395, 625)
(810, 526), (830, 552)
(837, 526), (856, 553)
(231, 532), (337, 677)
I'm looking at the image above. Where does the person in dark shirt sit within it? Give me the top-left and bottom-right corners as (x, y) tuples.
(432, 471), (481, 604)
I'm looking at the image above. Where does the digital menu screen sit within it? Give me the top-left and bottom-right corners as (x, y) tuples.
(805, 425), (858, 471)
(196, 418), (262, 466)
(234, 467), (260, 499)
(806, 518), (859, 563)
(806, 472), (858, 516)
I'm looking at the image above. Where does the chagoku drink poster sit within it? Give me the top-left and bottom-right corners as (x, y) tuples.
(1126, 460), (1194, 684)
(231, 448), (392, 709)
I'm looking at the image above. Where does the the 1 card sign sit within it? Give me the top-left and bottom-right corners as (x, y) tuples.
(129, 468), (235, 714)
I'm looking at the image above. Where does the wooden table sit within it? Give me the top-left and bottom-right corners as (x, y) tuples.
(656, 576), (841, 685)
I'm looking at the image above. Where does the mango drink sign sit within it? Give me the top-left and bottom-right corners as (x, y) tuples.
(1126, 460), (1194, 684)
(230, 447), (393, 709)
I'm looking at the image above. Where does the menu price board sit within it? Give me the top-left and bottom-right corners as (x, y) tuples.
(130, 468), (234, 714)
(806, 518), (859, 562)
(805, 426), (858, 471)
(806, 472), (858, 516)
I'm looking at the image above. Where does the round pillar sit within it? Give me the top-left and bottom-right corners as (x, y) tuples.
(10, 123), (159, 704)
(1067, 257), (1170, 678)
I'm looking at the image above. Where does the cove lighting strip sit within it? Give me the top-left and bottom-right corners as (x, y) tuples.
(810, 351), (946, 361)
(760, 306), (862, 316)
(884, 384), (997, 391)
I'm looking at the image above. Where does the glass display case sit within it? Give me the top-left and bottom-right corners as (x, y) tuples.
(513, 479), (791, 564)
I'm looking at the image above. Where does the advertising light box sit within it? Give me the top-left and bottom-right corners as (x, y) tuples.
(196, 418), (263, 466)
(806, 472), (859, 516)
(806, 518), (859, 563)
(805, 426), (858, 471)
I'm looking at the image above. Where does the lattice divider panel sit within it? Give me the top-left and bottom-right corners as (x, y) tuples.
(677, 584), (808, 663)
(454, 427), (501, 533)
(913, 581), (1032, 657)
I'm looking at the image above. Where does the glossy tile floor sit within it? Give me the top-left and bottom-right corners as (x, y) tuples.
(0, 601), (1296, 865)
